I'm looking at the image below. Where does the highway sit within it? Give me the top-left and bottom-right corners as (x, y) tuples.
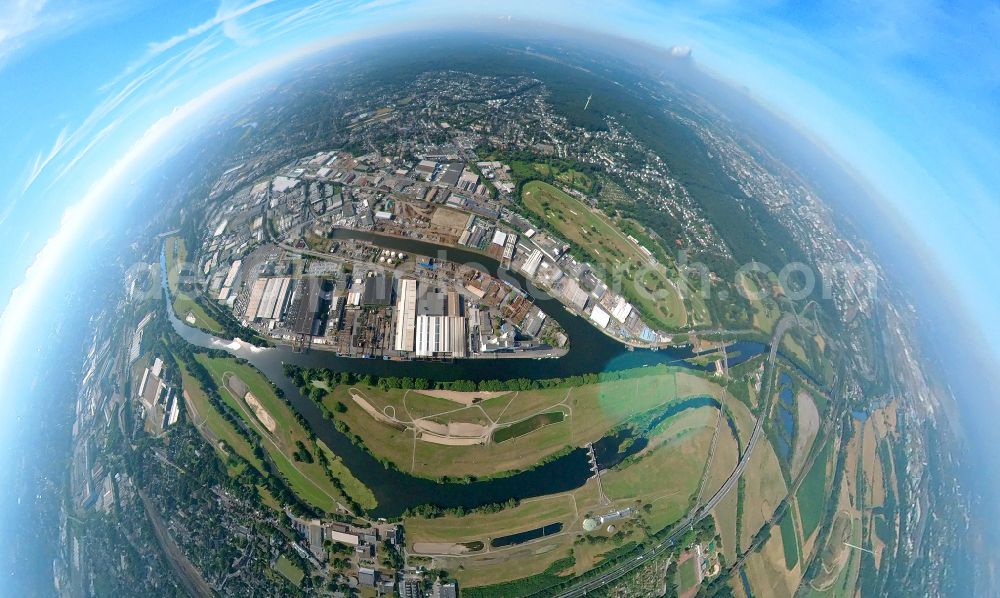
(545, 315), (798, 598)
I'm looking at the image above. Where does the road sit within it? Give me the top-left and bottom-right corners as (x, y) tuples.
(545, 315), (798, 598)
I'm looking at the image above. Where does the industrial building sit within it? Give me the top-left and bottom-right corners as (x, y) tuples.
(415, 315), (467, 358)
(394, 278), (417, 352)
(244, 276), (292, 322)
(589, 305), (611, 328)
(520, 248), (544, 277)
(361, 272), (393, 306)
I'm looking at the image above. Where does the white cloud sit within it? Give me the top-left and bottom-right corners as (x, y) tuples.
(105, 0), (277, 91)
(0, 0), (127, 69)
(0, 0), (49, 65)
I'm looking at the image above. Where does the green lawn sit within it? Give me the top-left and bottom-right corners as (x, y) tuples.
(796, 437), (834, 540)
(677, 557), (700, 593)
(520, 179), (686, 330)
(274, 555), (304, 585)
(493, 411), (566, 443)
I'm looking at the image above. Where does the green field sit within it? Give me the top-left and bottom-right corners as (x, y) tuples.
(273, 555), (304, 585)
(603, 424), (715, 532)
(165, 236), (225, 334)
(493, 411), (566, 443)
(520, 180), (686, 330)
(179, 361), (263, 471)
(796, 437), (834, 540)
(677, 557), (700, 594)
(779, 511), (799, 569)
(320, 368), (726, 479)
(196, 355), (376, 512)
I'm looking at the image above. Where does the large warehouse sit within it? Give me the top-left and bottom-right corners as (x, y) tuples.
(414, 315), (467, 358)
(394, 278), (417, 352)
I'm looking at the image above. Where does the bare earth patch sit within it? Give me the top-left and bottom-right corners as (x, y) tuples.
(243, 391), (277, 433)
(791, 391), (819, 476)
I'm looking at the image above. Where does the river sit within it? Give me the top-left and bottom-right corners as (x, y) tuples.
(161, 235), (765, 517)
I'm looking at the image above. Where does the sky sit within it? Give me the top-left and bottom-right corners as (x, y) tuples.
(0, 0), (998, 419)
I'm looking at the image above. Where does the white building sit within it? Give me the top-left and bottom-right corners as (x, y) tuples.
(394, 279), (417, 352)
(520, 249), (544, 277)
(590, 305), (611, 328)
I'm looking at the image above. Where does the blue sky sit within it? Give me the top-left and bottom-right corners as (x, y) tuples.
(1, 0), (999, 390)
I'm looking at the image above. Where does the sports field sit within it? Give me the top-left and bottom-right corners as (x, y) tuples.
(273, 555), (304, 585)
(520, 180), (686, 330)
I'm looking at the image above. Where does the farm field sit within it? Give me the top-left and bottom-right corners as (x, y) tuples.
(791, 391), (820, 476)
(745, 521), (801, 598)
(797, 436), (834, 541)
(520, 179), (687, 330)
(779, 511), (800, 568)
(739, 436), (788, 548)
(712, 485), (739, 564)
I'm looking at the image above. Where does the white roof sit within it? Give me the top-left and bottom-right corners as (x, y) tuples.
(590, 306), (611, 328)
(492, 230), (508, 246)
(272, 176), (299, 193)
(610, 297), (634, 323)
(213, 219), (228, 237)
